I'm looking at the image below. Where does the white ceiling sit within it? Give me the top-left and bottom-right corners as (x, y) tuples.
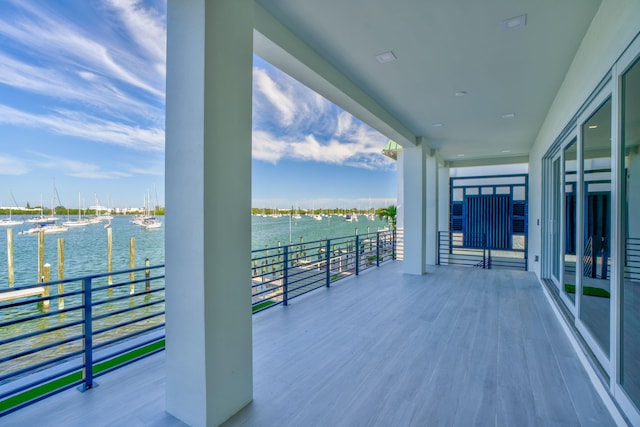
(254, 0), (602, 164)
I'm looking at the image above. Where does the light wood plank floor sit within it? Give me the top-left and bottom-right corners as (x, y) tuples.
(3, 263), (617, 426)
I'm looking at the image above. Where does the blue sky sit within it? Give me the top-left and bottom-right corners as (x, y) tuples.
(0, 0), (396, 211)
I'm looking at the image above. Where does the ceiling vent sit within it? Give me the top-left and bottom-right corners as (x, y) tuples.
(375, 51), (397, 63)
(503, 14), (527, 30)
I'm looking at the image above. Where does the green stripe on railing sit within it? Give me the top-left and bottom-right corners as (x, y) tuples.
(252, 300), (276, 312)
(0, 339), (165, 414)
(0, 371), (83, 413)
(94, 339), (165, 374)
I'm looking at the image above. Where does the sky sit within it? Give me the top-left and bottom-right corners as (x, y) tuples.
(0, 0), (397, 211)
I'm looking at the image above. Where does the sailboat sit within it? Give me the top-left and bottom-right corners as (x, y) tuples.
(25, 206), (58, 225)
(0, 207), (24, 226)
(291, 205), (302, 220)
(19, 224), (68, 235)
(0, 192), (24, 226)
(132, 190), (162, 229)
(62, 193), (91, 227)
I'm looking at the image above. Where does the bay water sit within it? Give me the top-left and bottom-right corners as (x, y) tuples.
(0, 214), (391, 288)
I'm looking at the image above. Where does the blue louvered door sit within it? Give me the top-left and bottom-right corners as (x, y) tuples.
(465, 195), (511, 249)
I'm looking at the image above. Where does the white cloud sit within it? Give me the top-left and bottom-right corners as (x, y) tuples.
(252, 129), (394, 171)
(0, 3), (164, 98)
(0, 154), (29, 175)
(252, 61), (394, 170)
(106, 0), (166, 76)
(252, 130), (290, 164)
(253, 67), (297, 127)
(335, 112), (353, 136)
(0, 52), (161, 123)
(31, 152), (132, 179)
(0, 104), (164, 151)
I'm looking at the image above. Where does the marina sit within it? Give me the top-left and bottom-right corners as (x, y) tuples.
(0, 215), (164, 288)
(0, 212), (392, 289)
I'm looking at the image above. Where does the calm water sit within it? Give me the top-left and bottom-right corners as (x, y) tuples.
(251, 214), (390, 251)
(0, 213), (391, 288)
(0, 215), (165, 288)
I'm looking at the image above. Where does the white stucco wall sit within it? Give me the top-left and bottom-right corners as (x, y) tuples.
(528, 0), (640, 277)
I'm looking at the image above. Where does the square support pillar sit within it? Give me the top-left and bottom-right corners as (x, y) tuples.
(165, 1), (253, 426)
(438, 164), (450, 234)
(401, 139), (439, 273)
(401, 140), (427, 275)
(425, 152), (438, 265)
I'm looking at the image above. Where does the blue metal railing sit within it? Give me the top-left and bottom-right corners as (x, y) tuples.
(251, 230), (395, 312)
(625, 237), (640, 281)
(0, 230), (396, 414)
(437, 231), (527, 271)
(0, 264), (165, 416)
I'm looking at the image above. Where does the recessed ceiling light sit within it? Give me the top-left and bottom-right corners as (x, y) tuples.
(375, 51), (397, 63)
(503, 14), (527, 30)
(501, 113), (515, 119)
(502, 150), (511, 153)
(431, 122), (444, 128)
(454, 91), (468, 97)
(588, 125), (598, 129)
(456, 154), (465, 157)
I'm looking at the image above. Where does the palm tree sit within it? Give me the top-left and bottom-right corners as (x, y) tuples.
(376, 205), (397, 230)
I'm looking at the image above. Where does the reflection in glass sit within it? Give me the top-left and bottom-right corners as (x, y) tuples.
(580, 98), (612, 357)
(552, 158), (561, 282)
(563, 140), (577, 303)
(621, 57), (640, 409)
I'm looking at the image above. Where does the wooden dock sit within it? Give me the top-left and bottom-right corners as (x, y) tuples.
(0, 286), (45, 302)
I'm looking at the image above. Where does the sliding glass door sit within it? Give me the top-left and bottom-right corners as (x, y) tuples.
(579, 97), (612, 361)
(563, 140), (578, 306)
(551, 156), (562, 285)
(621, 55), (640, 414)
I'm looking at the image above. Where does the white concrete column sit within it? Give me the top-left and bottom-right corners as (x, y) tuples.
(402, 139), (427, 274)
(425, 151), (438, 265)
(396, 148), (405, 230)
(165, 1), (253, 426)
(438, 164), (450, 233)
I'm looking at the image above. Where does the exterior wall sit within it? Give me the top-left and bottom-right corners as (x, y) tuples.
(528, 0), (640, 278)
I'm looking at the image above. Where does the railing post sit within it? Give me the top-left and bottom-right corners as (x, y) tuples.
(283, 245), (289, 305)
(483, 233), (487, 269)
(326, 239), (331, 287)
(80, 277), (94, 391)
(376, 232), (380, 267)
(355, 235), (360, 275)
(392, 229), (396, 260)
(145, 258), (151, 291)
(437, 232), (441, 265)
(42, 263), (51, 311)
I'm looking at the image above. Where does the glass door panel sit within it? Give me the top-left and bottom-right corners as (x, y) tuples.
(563, 140), (578, 304)
(580, 98), (612, 357)
(551, 157), (561, 284)
(621, 57), (640, 410)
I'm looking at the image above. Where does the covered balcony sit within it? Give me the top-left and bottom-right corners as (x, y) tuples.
(2, 0), (639, 425)
(2, 263), (616, 426)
